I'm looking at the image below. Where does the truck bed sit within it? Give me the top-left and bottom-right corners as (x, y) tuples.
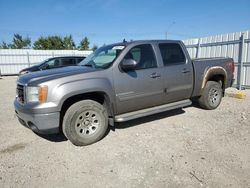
(191, 57), (234, 97)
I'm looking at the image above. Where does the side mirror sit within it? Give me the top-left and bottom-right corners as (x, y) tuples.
(121, 59), (137, 71)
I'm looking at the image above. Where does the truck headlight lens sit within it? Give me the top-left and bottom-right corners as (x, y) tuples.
(26, 86), (48, 103)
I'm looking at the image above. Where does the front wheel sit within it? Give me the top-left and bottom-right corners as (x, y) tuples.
(62, 100), (108, 146)
(198, 81), (223, 110)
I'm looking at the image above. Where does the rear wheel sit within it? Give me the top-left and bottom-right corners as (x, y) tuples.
(62, 100), (108, 146)
(198, 81), (223, 110)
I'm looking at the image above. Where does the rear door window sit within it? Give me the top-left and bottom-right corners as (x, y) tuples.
(61, 58), (76, 66)
(159, 43), (186, 66)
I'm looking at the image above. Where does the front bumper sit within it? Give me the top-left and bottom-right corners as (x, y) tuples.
(14, 100), (60, 134)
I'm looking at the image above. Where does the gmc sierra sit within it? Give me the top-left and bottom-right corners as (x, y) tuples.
(14, 40), (234, 146)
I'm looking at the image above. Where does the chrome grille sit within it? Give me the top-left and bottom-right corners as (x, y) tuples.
(16, 84), (25, 103)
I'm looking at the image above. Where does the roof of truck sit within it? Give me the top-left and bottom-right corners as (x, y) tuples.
(110, 39), (182, 46)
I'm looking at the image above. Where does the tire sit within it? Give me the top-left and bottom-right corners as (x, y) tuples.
(198, 81), (223, 110)
(62, 100), (108, 146)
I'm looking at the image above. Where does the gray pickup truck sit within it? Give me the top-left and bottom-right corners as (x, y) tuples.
(14, 40), (234, 146)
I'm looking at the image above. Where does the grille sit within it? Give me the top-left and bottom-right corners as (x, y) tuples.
(16, 84), (25, 103)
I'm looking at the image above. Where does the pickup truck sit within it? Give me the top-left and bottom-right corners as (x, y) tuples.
(14, 40), (234, 146)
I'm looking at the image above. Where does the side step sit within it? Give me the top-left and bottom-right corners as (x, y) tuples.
(115, 99), (192, 122)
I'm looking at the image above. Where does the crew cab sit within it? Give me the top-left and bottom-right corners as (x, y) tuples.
(14, 40), (234, 146)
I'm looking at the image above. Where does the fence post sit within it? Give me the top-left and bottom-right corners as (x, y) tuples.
(238, 33), (245, 90)
(196, 38), (201, 58)
(27, 52), (30, 67)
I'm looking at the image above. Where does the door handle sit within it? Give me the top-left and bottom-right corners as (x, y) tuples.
(182, 69), (190, 73)
(150, 73), (161, 78)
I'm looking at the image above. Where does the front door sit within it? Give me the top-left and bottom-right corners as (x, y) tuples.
(113, 44), (165, 114)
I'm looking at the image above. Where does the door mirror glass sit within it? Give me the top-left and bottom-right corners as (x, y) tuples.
(121, 59), (137, 71)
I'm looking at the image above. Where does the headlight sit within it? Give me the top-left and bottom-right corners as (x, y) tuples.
(26, 86), (48, 103)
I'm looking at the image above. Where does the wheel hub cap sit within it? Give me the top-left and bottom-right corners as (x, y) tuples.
(75, 110), (100, 137)
(209, 88), (220, 106)
(84, 120), (90, 125)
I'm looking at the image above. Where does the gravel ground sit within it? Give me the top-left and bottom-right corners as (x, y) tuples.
(0, 76), (249, 188)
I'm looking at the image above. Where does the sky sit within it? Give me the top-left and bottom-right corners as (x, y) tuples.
(0, 0), (250, 47)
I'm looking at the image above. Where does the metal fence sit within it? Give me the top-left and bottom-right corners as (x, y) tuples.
(1, 32), (250, 89)
(183, 30), (250, 89)
(0, 49), (92, 75)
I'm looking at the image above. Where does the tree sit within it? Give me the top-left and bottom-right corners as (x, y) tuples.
(63, 35), (76, 49)
(92, 44), (98, 51)
(33, 36), (65, 50)
(33, 37), (46, 49)
(11, 34), (31, 49)
(78, 37), (90, 50)
(0, 41), (11, 49)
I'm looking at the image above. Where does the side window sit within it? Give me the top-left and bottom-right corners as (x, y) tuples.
(46, 60), (55, 68)
(46, 59), (59, 69)
(159, 43), (186, 66)
(76, 58), (84, 64)
(61, 58), (76, 66)
(124, 44), (157, 69)
(130, 48), (141, 63)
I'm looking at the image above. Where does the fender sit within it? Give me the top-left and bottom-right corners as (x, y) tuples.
(52, 78), (116, 112)
(201, 66), (227, 89)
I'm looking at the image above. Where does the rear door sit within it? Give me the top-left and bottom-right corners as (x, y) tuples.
(113, 43), (165, 114)
(158, 42), (193, 103)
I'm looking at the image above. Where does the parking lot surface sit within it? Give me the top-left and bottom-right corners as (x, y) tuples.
(0, 76), (249, 187)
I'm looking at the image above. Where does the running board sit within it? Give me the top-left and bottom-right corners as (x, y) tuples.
(115, 99), (192, 122)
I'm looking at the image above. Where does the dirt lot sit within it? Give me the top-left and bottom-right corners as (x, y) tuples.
(0, 76), (249, 188)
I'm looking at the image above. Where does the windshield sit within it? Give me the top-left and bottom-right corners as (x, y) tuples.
(79, 45), (125, 69)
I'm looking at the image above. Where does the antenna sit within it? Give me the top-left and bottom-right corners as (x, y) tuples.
(166, 21), (176, 39)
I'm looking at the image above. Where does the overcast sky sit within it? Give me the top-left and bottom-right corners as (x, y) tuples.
(0, 0), (250, 46)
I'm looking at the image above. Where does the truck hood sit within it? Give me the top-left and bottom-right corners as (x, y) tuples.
(17, 66), (95, 85)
